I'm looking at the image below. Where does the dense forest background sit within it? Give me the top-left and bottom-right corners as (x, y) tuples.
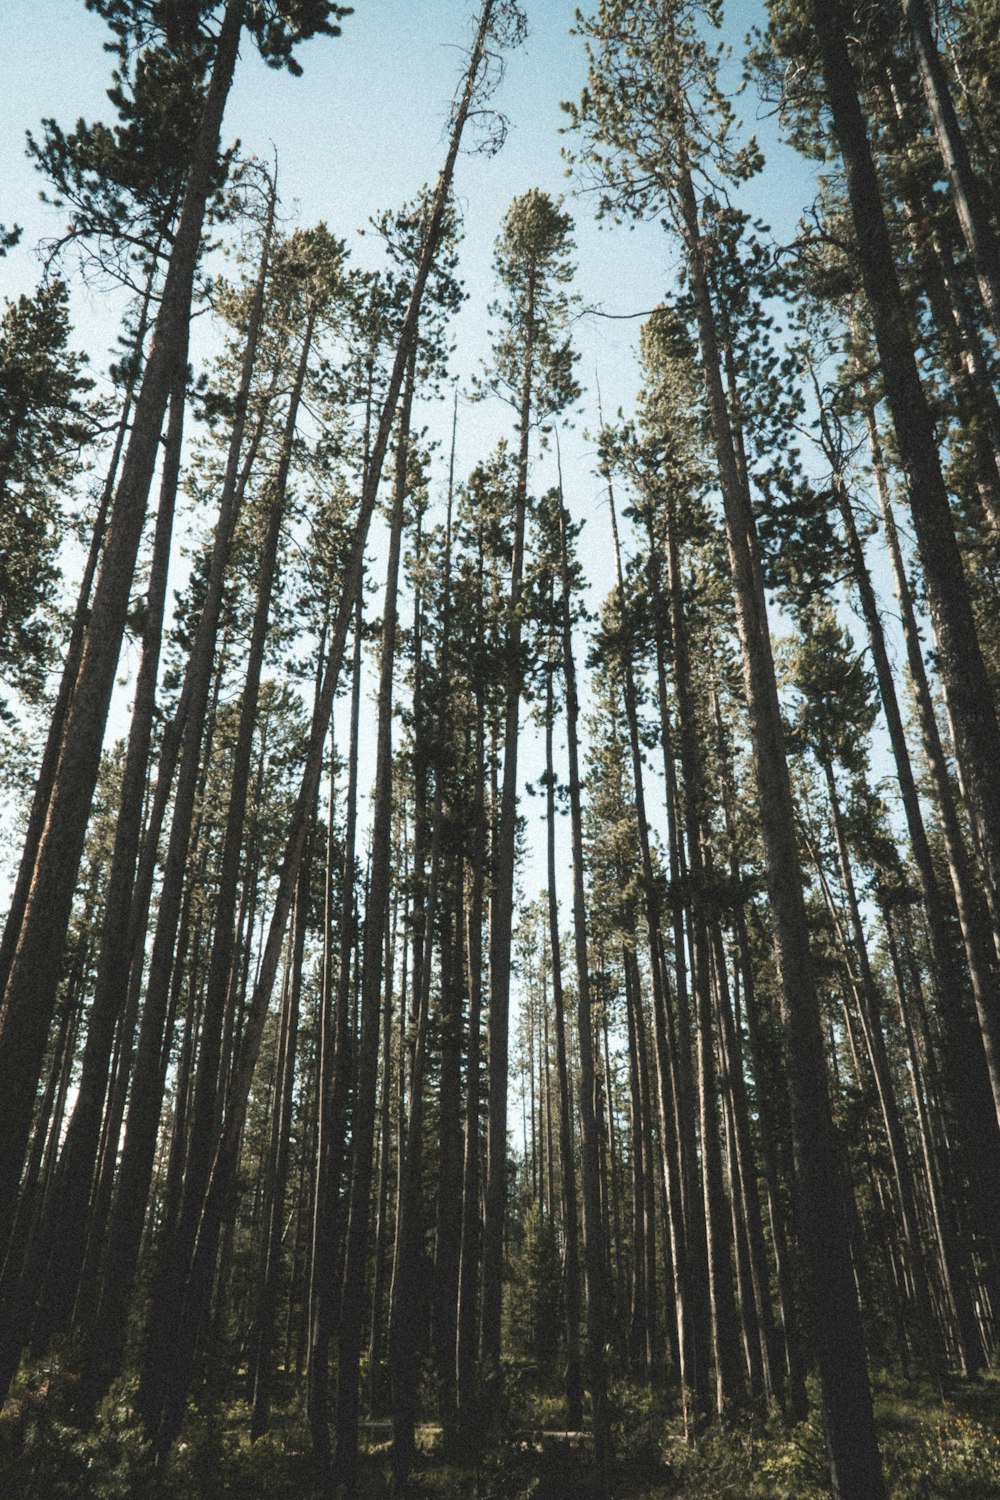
(3, 1), (1000, 1496)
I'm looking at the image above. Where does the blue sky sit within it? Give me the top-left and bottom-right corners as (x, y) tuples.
(0, 0), (826, 903)
(0, 1), (817, 546)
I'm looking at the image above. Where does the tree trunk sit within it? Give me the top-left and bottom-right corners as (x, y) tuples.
(662, 495), (744, 1416)
(250, 862), (308, 1438)
(821, 752), (941, 1374)
(544, 657), (583, 1428)
(812, 0), (1000, 942)
(0, 0), (245, 1224)
(607, 486), (709, 1432)
(481, 291), (533, 1386)
(558, 497), (612, 1485)
(0, 356), (189, 1394)
(902, 0), (1000, 338)
(79, 272), (274, 1418)
(0, 271), (154, 1007)
(711, 917), (781, 1407)
(828, 449), (986, 1373)
(673, 109), (884, 1489)
(455, 606), (487, 1447)
(713, 698), (809, 1421)
(138, 310), (315, 1443)
(865, 404), (1000, 1133)
(332, 371), (411, 1497)
(308, 593), (363, 1469)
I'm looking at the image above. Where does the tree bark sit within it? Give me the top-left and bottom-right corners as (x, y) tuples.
(662, 495), (744, 1416)
(0, 0), (246, 1223)
(812, 0), (1000, 942)
(308, 595), (363, 1472)
(138, 309), (315, 1442)
(673, 114), (885, 1490)
(544, 652), (583, 1428)
(0, 361), (189, 1396)
(902, 0), (1000, 339)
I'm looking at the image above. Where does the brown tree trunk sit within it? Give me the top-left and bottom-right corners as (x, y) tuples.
(866, 407), (1000, 1131)
(138, 311), (316, 1443)
(388, 357), (438, 1491)
(249, 863), (308, 1438)
(324, 355), (423, 1500)
(0, 272), (154, 1007)
(711, 917), (782, 1407)
(308, 582), (365, 1472)
(455, 606), (487, 1446)
(481, 296), (533, 1386)
(821, 752), (941, 1374)
(607, 487), (710, 1432)
(433, 889), (464, 1424)
(366, 889), (397, 1419)
(828, 450), (986, 1373)
(0, 359), (188, 1392)
(713, 693), (808, 1420)
(79, 287), (274, 1418)
(544, 656), (583, 1428)
(663, 496), (744, 1416)
(672, 106), (884, 1486)
(812, 0), (1000, 945)
(880, 895), (982, 1372)
(902, 0), (1000, 338)
(0, 0), (246, 1224)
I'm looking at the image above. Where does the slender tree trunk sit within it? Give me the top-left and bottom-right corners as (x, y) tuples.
(671, 103), (884, 1487)
(79, 282), (275, 1419)
(0, 0), (246, 1224)
(481, 290), (534, 1385)
(902, 0), (1000, 338)
(0, 356), (190, 1394)
(881, 895), (980, 1372)
(812, 0), (1000, 936)
(429, 455), (464, 1435)
(250, 862), (308, 1438)
(558, 496), (611, 1484)
(714, 698), (808, 1420)
(866, 406), (1000, 1135)
(138, 311), (316, 1443)
(622, 938), (649, 1375)
(711, 917), (781, 1407)
(607, 486), (709, 1431)
(662, 496), (744, 1416)
(367, 899), (397, 1419)
(308, 594), (363, 1469)
(0, 272), (155, 1006)
(827, 452), (986, 1373)
(455, 634), (487, 1446)
(333, 374), (411, 1498)
(544, 659), (583, 1428)
(821, 753), (942, 1373)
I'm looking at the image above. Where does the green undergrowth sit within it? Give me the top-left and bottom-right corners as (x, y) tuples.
(3, 1362), (1000, 1498)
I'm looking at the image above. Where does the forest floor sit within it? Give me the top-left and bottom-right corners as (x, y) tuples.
(4, 1364), (1000, 1498)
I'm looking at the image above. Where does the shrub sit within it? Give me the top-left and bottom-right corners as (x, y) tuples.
(0, 1368), (153, 1500)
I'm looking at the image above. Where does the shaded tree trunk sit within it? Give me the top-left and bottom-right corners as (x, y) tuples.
(671, 97), (885, 1487)
(811, 0), (1000, 948)
(544, 658), (583, 1428)
(902, 0), (1000, 338)
(0, 0), (246, 1229)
